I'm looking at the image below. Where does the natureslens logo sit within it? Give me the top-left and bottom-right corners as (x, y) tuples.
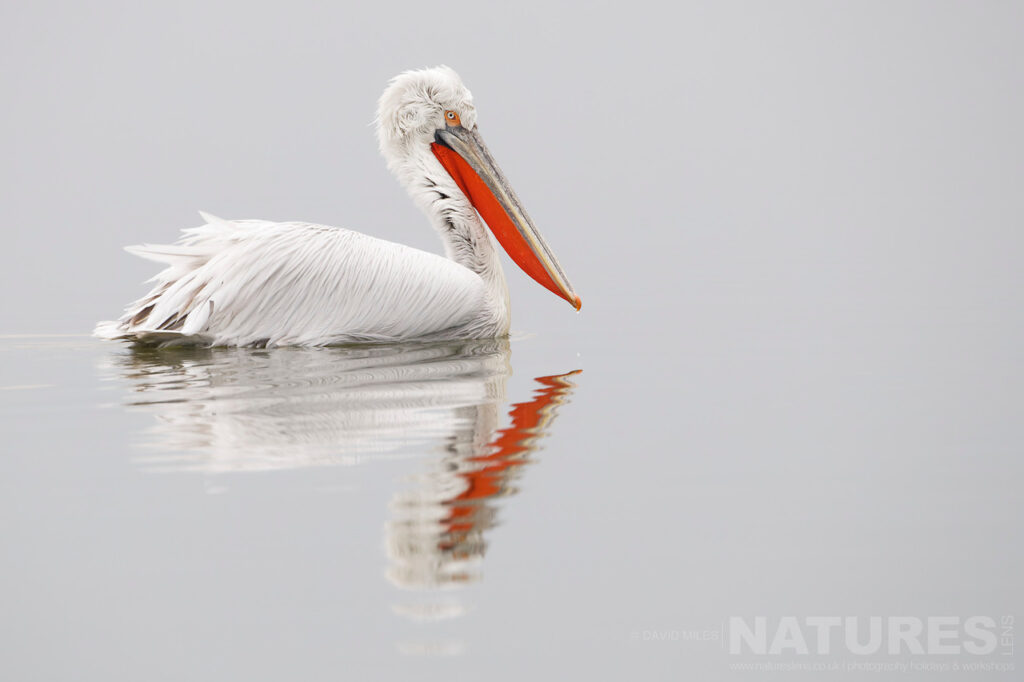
(727, 616), (1014, 657)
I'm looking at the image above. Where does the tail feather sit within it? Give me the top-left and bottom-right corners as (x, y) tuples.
(197, 211), (231, 228)
(93, 320), (125, 340)
(97, 212), (237, 346)
(124, 243), (209, 265)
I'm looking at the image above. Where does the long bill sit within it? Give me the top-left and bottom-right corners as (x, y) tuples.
(432, 125), (582, 310)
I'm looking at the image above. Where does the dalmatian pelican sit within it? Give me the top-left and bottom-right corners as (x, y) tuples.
(95, 66), (580, 347)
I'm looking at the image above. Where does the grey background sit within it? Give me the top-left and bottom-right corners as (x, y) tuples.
(2, 1), (1022, 680)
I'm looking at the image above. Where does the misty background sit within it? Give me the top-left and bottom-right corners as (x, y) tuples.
(3, 1), (1020, 343)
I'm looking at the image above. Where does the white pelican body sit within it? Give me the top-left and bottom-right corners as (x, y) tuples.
(96, 67), (579, 347)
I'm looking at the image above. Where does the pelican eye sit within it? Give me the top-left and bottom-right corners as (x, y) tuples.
(444, 110), (461, 126)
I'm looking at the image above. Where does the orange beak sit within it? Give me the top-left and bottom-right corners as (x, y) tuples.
(432, 125), (581, 310)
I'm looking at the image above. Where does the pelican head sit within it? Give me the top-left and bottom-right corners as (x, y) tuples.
(376, 66), (581, 311)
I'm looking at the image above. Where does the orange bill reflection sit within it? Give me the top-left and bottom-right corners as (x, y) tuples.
(440, 372), (581, 552)
(387, 370), (581, 591)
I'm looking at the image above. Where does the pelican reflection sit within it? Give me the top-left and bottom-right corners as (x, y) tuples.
(104, 339), (580, 644)
(387, 369), (579, 591)
(107, 339), (520, 472)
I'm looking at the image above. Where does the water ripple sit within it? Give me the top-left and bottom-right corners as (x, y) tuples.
(101, 339), (519, 472)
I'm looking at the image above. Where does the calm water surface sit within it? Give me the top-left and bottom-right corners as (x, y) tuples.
(1, 316), (1019, 679)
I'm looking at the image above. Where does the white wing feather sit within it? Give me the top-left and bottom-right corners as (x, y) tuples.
(96, 214), (489, 346)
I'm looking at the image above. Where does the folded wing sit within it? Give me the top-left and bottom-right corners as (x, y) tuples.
(95, 214), (487, 346)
